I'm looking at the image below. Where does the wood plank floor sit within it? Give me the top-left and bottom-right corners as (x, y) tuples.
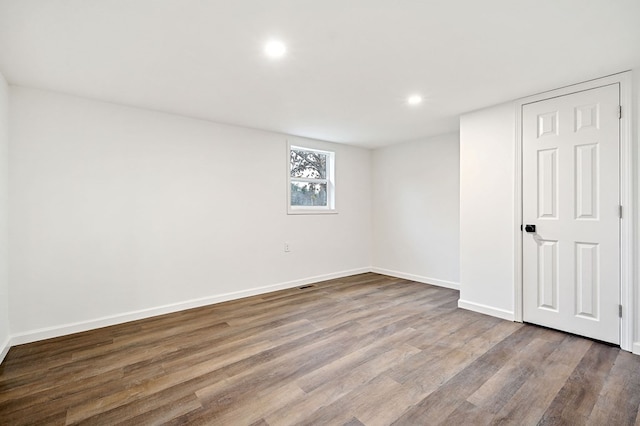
(1, 273), (640, 425)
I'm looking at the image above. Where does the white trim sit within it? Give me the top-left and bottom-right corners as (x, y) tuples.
(0, 337), (10, 364)
(514, 71), (634, 352)
(514, 100), (523, 323)
(458, 299), (515, 321)
(7, 267), (370, 348)
(371, 267), (460, 290)
(633, 342), (640, 356)
(287, 208), (339, 215)
(618, 72), (633, 353)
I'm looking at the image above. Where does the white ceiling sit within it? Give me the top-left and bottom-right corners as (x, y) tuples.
(0, 0), (639, 148)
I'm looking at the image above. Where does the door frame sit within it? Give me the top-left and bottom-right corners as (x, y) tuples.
(514, 71), (633, 351)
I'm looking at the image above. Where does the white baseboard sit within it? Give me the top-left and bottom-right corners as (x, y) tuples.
(458, 299), (515, 321)
(0, 336), (10, 364)
(2, 267), (466, 361)
(371, 267), (460, 290)
(8, 267), (370, 349)
(632, 342), (640, 356)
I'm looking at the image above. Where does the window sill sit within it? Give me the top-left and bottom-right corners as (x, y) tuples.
(287, 208), (338, 215)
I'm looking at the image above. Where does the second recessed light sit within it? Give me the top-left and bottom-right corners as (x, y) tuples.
(407, 95), (423, 105)
(265, 40), (286, 59)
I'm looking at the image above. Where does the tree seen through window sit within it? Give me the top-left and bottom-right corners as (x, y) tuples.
(290, 147), (330, 207)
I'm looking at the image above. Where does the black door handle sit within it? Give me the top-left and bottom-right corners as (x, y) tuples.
(524, 224), (536, 233)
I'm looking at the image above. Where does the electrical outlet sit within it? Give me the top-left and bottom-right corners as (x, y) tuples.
(284, 242), (290, 252)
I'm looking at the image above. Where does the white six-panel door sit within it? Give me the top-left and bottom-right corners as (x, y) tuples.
(522, 84), (620, 344)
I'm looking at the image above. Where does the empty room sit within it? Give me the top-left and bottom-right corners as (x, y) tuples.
(1, 1), (640, 424)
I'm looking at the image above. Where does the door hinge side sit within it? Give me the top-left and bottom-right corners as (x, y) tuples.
(618, 105), (622, 119)
(619, 304), (623, 318)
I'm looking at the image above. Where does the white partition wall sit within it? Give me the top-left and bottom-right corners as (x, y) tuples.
(458, 102), (516, 320)
(460, 70), (639, 354)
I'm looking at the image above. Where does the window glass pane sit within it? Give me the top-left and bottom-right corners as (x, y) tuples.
(290, 181), (327, 206)
(290, 149), (327, 179)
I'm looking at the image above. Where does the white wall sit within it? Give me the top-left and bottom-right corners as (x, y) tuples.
(458, 102), (515, 320)
(8, 86), (372, 339)
(372, 134), (460, 288)
(0, 72), (9, 361)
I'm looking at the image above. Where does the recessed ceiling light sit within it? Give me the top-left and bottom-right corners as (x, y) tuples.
(407, 94), (423, 105)
(264, 40), (286, 59)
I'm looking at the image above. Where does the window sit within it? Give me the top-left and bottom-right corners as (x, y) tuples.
(288, 144), (336, 214)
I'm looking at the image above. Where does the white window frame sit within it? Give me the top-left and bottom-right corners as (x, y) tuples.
(287, 142), (336, 215)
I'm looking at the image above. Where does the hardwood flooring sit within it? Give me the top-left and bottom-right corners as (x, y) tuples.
(1, 272), (640, 425)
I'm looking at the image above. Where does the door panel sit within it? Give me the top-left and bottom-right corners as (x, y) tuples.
(575, 242), (599, 319)
(522, 84), (619, 344)
(537, 239), (558, 311)
(575, 143), (598, 219)
(537, 148), (558, 218)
